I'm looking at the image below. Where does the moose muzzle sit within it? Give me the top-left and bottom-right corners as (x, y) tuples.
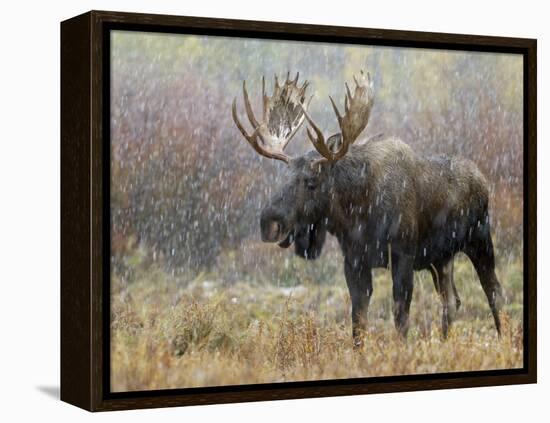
(260, 208), (293, 244)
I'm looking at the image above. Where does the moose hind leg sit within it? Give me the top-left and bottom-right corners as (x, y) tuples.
(344, 258), (373, 347)
(430, 259), (458, 339)
(391, 253), (414, 339)
(430, 261), (461, 312)
(466, 234), (504, 336)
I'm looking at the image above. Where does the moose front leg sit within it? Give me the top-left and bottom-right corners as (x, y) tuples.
(344, 258), (373, 347)
(391, 252), (414, 339)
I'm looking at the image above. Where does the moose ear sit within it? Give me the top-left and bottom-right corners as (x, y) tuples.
(309, 133), (342, 171)
(327, 133), (343, 153)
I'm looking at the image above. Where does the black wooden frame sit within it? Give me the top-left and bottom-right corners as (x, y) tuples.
(60, 10), (537, 411)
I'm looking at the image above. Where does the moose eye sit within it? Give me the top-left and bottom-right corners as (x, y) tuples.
(305, 178), (317, 191)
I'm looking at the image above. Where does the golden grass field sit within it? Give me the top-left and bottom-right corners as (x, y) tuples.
(110, 241), (523, 392)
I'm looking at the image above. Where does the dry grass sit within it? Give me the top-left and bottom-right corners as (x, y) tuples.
(110, 249), (523, 392)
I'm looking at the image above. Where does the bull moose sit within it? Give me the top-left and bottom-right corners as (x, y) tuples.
(232, 70), (504, 345)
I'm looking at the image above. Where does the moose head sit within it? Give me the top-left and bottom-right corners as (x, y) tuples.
(232, 71), (374, 260)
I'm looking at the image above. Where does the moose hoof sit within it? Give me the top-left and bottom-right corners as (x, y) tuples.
(353, 335), (365, 349)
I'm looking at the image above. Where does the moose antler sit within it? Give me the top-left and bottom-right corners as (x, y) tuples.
(302, 70), (374, 163)
(232, 72), (311, 163)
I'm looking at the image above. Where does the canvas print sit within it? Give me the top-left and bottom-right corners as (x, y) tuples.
(110, 31), (524, 392)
